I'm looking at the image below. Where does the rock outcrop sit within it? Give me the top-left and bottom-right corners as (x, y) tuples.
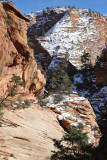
(0, 2), (46, 98)
(95, 48), (107, 86)
(41, 93), (101, 146)
(32, 40), (52, 70)
(0, 105), (64, 160)
(0, 94), (101, 159)
(27, 8), (107, 69)
(26, 7), (68, 38)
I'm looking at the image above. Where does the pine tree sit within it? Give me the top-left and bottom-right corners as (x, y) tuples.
(42, 30), (45, 37)
(47, 58), (72, 94)
(51, 126), (94, 160)
(0, 75), (25, 126)
(81, 51), (91, 70)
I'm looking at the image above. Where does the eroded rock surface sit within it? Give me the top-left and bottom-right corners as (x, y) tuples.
(40, 93), (101, 146)
(27, 8), (107, 69)
(0, 105), (64, 160)
(0, 2), (46, 98)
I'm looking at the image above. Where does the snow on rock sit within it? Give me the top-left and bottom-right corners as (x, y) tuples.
(26, 7), (68, 38)
(37, 8), (107, 69)
(99, 86), (107, 95)
(39, 93), (101, 146)
(73, 73), (84, 84)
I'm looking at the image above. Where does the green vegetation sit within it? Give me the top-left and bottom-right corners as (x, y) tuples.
(42, 30), (45, 37)
(36, 93), (47, 106)
(6, 18), (13, 26)
(81, 50), (91, 70)
(56, 45), (60, 51)
(0, 75), (25, 126)
(47, 58), (73, 95)
(53, 94), (64, 104)
(27, 37), (33, 48)
(51, 126), (95, 160)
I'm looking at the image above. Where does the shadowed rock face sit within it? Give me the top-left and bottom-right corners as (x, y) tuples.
(27, 8), (67, 38)
(95, 48), (107, 86)
(0, 2), (46, 97)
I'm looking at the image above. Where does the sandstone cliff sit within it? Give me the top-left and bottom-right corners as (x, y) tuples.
(0, 3), (102, 160)
(27, 8), (107, 69)
(0, 2), (46, 98)
(0, 94), (101, 160)
(0, 105), (64, 160)
(42, 93), (101, 146)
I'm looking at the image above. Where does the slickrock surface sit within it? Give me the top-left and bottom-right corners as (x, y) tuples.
(0, 2), (46, 97)
(0, 94), (101, 160)
(0, 105), (64, 160)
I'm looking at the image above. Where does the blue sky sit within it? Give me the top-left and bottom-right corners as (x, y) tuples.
(14, 0), (107, 16)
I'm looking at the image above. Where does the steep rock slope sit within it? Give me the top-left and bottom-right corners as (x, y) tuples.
(27, 7), (68, 38)
(0, 105), (64, 160)
(40, 93), (101, 146)
(0, 2), (46, 98)
(0, 95), (101, 160)
(32, 40), (52, 70)
(27, 8), (107, 69)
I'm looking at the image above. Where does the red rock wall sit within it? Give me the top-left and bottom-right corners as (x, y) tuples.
(0, 2), (46, 98)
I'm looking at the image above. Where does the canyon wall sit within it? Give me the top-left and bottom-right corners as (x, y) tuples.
(0, 2), (46, 98)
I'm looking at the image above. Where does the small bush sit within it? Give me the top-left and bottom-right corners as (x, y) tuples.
(53, 94), (64, 104)
(24, 100), (31, 107)
(27, 37), (33, 48)
(42, 31), (45, 37)
(6, 19), (13, 26)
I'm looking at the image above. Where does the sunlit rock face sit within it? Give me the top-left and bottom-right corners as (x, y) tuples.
(27, 8), (107, 69)
(0, 105), (64, 160)
(40, 93), (101, 146)
(0, 2), (46, 98)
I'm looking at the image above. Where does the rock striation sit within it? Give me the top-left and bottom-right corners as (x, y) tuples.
(0, 105), (64, 160)
(0, 3), (102, 160)
(0, 94), (101, 160)
(26, 7), (68, 38)
(40, 93), (101, 146)
(0, 2), (46, 98)
(27, 8), (107, 69)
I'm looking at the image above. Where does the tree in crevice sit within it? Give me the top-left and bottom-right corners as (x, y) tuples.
(79, 50), (94, 91)
(51, 126), (95, 160)
(81, 50), (92, 71)
(0, 75), (25, 126)
(46, 58), (73, 95)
